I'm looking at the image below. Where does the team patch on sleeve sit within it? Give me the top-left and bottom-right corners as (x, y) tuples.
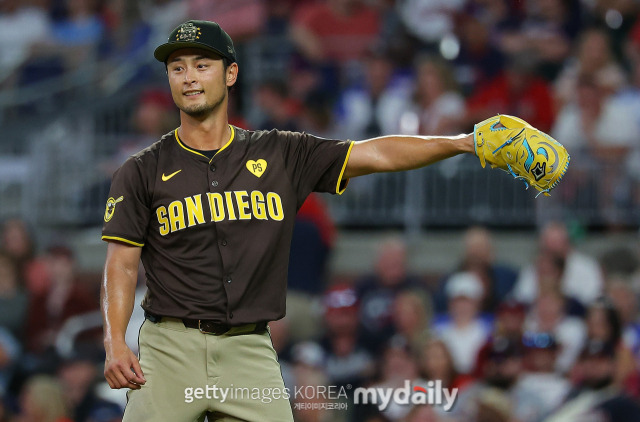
(104, 196), (124, 222)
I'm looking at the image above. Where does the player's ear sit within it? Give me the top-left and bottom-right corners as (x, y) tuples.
(226, 62), (238, 88)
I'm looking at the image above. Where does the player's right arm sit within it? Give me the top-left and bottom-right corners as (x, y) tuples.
(101, 241), (146, 390)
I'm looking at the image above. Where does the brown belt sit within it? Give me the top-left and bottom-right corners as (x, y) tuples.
(145, 312), (267, 336)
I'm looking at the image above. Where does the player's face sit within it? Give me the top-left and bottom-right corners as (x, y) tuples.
(166, 48), (237, 118)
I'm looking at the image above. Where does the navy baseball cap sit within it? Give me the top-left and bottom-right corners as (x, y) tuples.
(154, 20), (237, 63)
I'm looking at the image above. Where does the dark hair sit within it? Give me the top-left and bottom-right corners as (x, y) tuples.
(590, 297), (622, 345)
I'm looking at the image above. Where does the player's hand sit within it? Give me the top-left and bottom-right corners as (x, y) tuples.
(104, 341), (146, 389)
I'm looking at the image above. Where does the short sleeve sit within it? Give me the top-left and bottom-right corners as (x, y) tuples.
(277, 131), (353, 205)
(101, 156), (152, 247)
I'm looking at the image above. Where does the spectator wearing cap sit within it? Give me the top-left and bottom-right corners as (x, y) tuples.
(545, 339), (640, 422)
(457, 336), (526, 422)
(318, 284), (375, 390)
(522, 288), (587, 374)
(433, 272), (492, 374)
(511, 332), (571, 422)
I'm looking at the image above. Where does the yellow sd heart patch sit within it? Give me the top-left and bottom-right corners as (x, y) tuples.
(246, 159), (267, 177)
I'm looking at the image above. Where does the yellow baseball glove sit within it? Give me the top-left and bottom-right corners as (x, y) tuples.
(474, 114), (570, 197)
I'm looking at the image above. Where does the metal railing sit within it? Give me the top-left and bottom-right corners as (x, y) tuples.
(3, 140), (634, 230)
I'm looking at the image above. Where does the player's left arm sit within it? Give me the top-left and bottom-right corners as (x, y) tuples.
(343, 133), (474, 179)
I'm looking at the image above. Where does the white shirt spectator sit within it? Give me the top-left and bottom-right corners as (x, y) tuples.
(0, 6), (49, 80)
(513, 251), (603, 307)
(523, 315), (587, 373)
(434, 319), (491, 374)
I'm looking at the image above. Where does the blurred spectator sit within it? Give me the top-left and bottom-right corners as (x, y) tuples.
(546, 339), (640, 422)
(0, 327), (20, 396)
(416, 337), (474, 420)
(396, 0), (465, 49)
(102, 89), (177, 176)
(554, 27), (626, 107)
(188, 0), (266, 40)
(466, 52), (555, 132)
(553, 70), (639, 224)
(513, 221), (604, 307)
(459, 336), (526, 422)
(0, 251), (28, 340)
(25, 245), (98, 354)
(499, 0), (580, 80)
(391, 290), (432, 351)
(286, 194), (335, 341)
(513, 332), (571, 421)
(396, 55), (465, 137)
(14, 375), (72, 422)
(336, 48), (408, 140)
(355, 237), (424, 354)
(434, 226), (518, 314)
(42, 0), (106, 72)
(0, 219), (49, 296)
(607, 277), (640, 365)
(251, 79), (299, 131)
(57, 354), (120, 422)
(552, 73), (638, 160)
(370, 335), (421, 421)
(0, 0), (49, 85)
(101, 0), (152, 60)
(298, 90), (341, 139)
(452, 12), (506, 97)
(585, 298), (637, 389)
(318, 284), (375, 389)
(290, 0), (380, 65)
(522, 290), (587, 373)
(418, 337), (473, 391)
(433, 272), (492, 374)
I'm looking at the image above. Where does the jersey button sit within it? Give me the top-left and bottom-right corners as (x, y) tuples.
(211, 181), (218, 187)
(210, 164), (216, 172)
(229, 312), (233, 319)
(221, 240), (227, 246)
(227, 277), (232, 283)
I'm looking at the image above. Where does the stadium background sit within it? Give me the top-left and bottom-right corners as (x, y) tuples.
(1, 0), (640, 421)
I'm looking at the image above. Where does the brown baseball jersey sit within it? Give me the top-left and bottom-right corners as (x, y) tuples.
(102, 125), (353, 324)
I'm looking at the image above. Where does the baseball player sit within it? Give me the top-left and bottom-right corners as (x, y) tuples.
(101, 20), (568, 422)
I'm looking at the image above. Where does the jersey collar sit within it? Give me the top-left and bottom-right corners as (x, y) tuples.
(173, 125), (235, 163)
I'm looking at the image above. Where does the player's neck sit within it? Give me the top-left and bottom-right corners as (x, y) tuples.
(178, 112), (231, 151)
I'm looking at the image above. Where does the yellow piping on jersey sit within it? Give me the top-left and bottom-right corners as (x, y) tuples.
(101, 235), (144, 247)
(336, 141), (354, 195)
(174, 125), (235, 163)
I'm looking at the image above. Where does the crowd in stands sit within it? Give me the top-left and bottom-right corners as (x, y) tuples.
(1, 215), (640, 421)
(4, 0), (640, 224)
(3, 0), (640, 421)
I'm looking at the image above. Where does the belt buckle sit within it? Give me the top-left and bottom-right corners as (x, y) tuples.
(198, 320), (229, 335)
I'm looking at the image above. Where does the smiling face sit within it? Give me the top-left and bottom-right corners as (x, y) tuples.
(166, 48), (238, 119)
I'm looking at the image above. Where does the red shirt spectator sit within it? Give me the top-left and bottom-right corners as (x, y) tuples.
(291, 0), (380, 63)
(467, 68), (555, 132)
